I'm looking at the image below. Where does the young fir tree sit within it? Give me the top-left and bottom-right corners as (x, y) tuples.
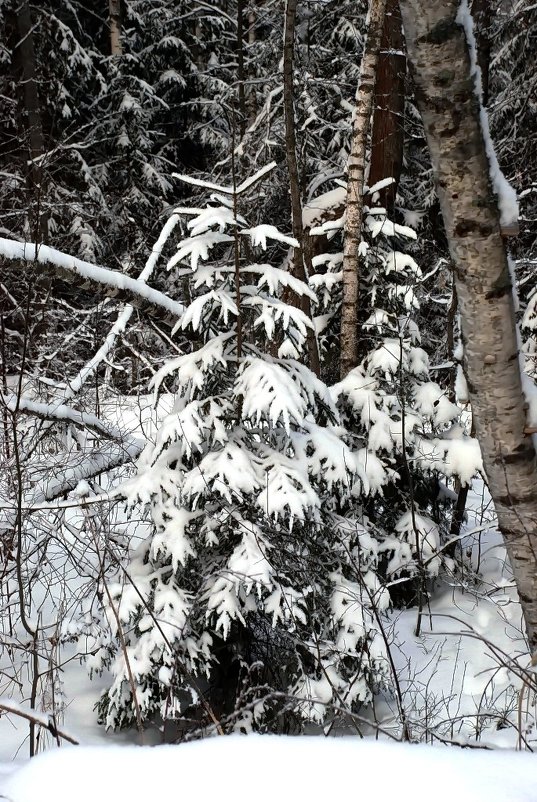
(98, 165), (392, 732)
(308, 184), (481, 599)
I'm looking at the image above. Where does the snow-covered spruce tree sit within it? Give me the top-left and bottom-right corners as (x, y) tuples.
(98, 165), (391, 733)
(309, 187), (481, 603)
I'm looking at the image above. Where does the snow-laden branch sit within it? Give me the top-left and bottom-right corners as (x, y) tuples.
(65, 213), (181, 396)
(0, 438), (144, 506)
(67, 305), (133, 396)
(11, 215), (181, 470)
(2, 392), (134, 442)
(0, 237), (184, 324)
(25, 441), (142, 503)
(0, 487), (124, 512)
(172, 161), (277, 196)
(0, 699), (79, 745)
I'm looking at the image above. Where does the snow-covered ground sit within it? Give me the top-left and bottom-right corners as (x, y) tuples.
(381, 484), (532, 748)
(0, 392), (173, 762)
(3, 734), (537, 802)
(1, 394), (535, 793)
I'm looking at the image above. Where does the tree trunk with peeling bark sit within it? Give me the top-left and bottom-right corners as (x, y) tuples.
(340, 0), (388, 379)
(400, 0), (537, 654)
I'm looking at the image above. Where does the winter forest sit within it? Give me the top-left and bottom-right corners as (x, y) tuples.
(1, 0), (537, 797)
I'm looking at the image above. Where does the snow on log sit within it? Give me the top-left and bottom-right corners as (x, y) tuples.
(27, 441), (142, 502)
(0, 237), (184, 325)
(2, 392), (132, 442)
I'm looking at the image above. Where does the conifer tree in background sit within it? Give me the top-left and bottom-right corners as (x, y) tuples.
(0, 0), (202, 386)
(488, 0), (537, 331)
(0, 0), (201, 263)
(489, 1), (537, 259)
(95, 0), (198, 268)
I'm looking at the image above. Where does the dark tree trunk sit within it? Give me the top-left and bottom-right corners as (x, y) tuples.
(12, 1), (47, 242)
(283, 0), (320, 375)
(369, 0), (406, 212)
(237, 0), (247, 138)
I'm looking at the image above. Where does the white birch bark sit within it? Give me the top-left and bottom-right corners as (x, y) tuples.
(400, 0), (537, 654)
(109, 0), (123, 56)
(340, 0), (388, 378)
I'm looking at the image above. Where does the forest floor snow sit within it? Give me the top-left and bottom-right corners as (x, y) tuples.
(3, 734), (537, 802)
(381, 485), (531, 748)
(0, 392), (535, 794)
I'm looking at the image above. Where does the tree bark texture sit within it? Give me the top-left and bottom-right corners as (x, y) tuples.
(400, 0), (537, 654)
(369, 0), (406, 212)
(13, 1), (47, 242)
(340, 0), (388, 379)
(237, 0), (247, 138)
(283, 0), (320, 375)
(109, 0), (123, 56)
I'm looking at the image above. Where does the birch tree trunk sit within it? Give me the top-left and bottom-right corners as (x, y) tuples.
(400, 0), (537, 654)
(340, 0), (387, 379)
(109, 0), (123, 56)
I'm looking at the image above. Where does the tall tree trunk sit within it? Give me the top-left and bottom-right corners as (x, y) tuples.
(369, 0), (406, 212)
(109, 0), (123, 56)
(340, 0), (388, 379)
(283, 0), (320, 375)
(237, 0), (247, 139)
(13, 1), (47, 242)
(246, 2), (257, 123)
(400, 0), (537, 655)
